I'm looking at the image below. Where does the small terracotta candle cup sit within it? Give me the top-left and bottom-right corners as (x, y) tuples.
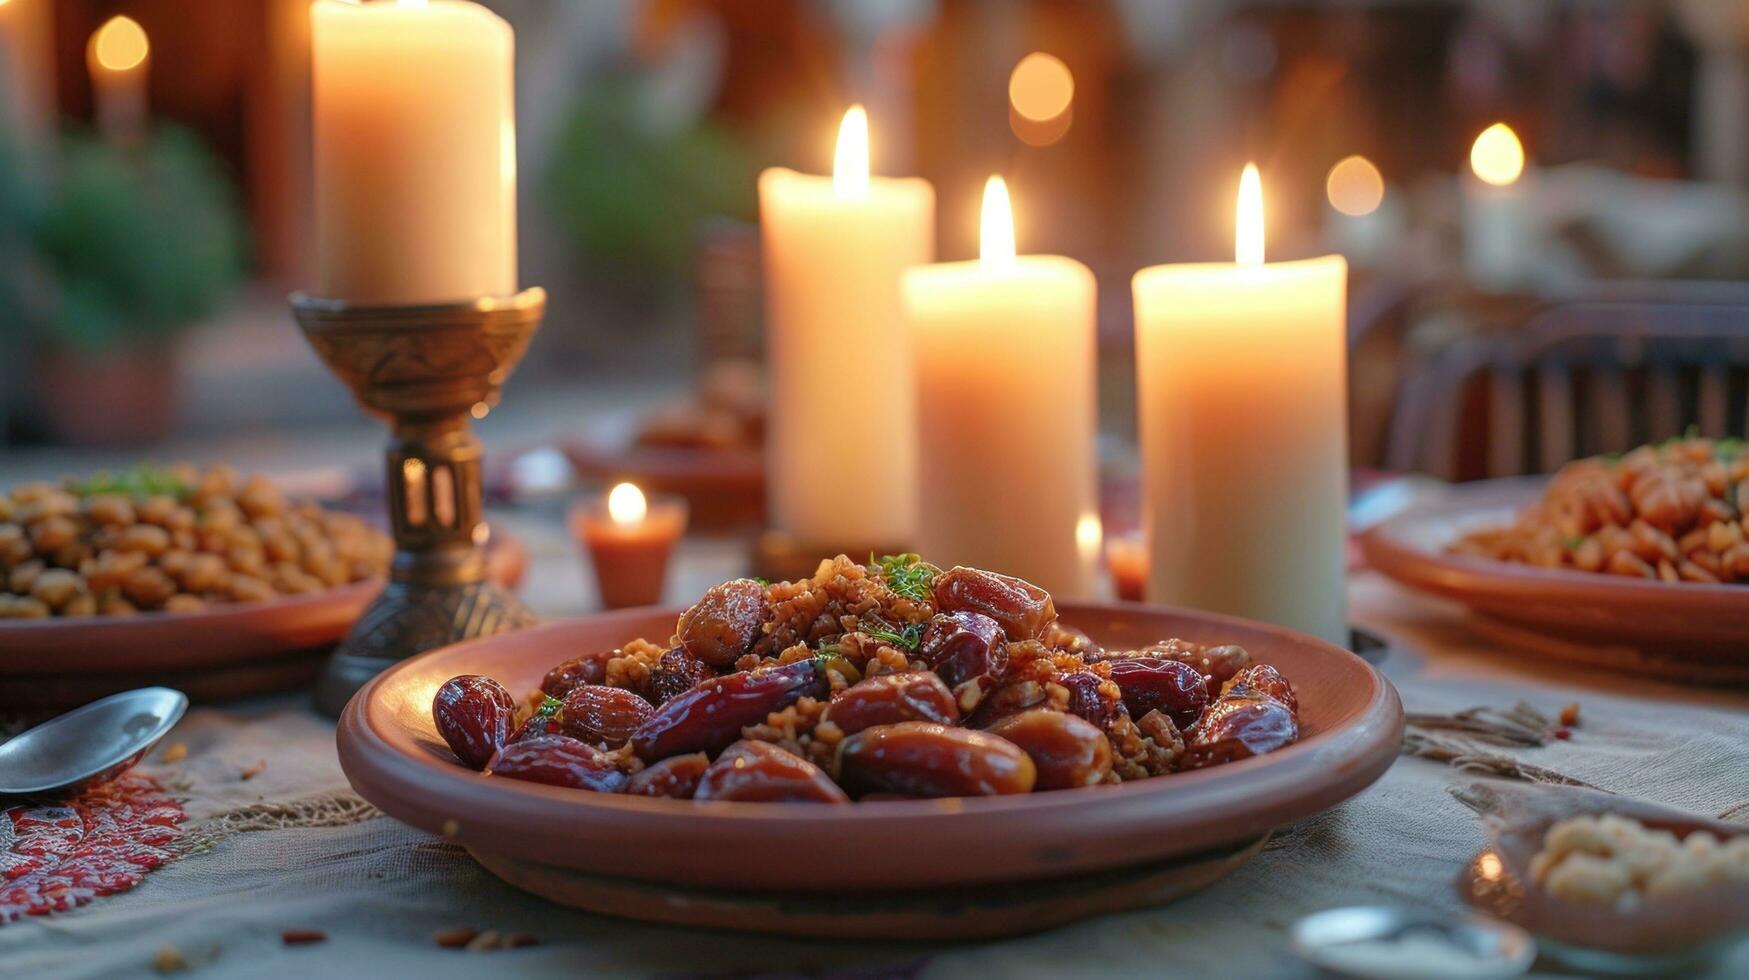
(571, 483), (687, 609)
(1106, 533), (1147, 603)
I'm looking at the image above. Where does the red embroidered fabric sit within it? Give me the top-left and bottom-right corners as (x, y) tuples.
(1, 773), (185, 922)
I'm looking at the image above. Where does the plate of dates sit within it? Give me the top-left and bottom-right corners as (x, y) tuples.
(338, 556), (1401, 934)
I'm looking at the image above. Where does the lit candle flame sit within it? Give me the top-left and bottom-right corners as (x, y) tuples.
(1235, 163), (1264, 267)
(1076, 513), (1103, 560)
(1470, 122), (1525, 187)
(980, 176), (1016, 269)
(90, 15), (149, 73)
(607, 482), (647, 525)
(833, 105), (869, 200)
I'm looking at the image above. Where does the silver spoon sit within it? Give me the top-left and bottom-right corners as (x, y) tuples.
(0, 687), (187, 796)
(1292, 905), (1536, 980)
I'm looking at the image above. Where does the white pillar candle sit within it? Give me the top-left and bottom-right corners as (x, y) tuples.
(758, 106), (933, 548)
(1461, 122), (1531, 291)
(1133, 165), (1348, 645)
(0, 0), (57, 143)
(86, 16), (149, 147)
(310, 0), (517, 304)
(904, 177), (1098, 596)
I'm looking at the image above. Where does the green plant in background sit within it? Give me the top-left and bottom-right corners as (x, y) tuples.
(0, 123), (246, 353)
(545, 77), (755, 298)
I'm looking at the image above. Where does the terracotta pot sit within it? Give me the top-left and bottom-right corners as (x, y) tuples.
(34, 343), (179, 446)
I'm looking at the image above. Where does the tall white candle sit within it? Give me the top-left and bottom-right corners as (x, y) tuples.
(1133, 165), (1349, 645)
(0, 0), (56, 142)
(310, 0), (517, 304)
(86, 16), (149, 147)
(904, 177), (1098, 596)
(1462, 122), (1531, 290)
(759, 107), (933, 548)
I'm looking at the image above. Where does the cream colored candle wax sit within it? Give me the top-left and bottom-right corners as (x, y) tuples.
(311, 0), (516, 303)
(1133, 165), (1349, 644)
(758, 107), (933, 549)
(904, 177), (1098, 596)
(86, 16), (149, 147)
(1, 0), (57, 142)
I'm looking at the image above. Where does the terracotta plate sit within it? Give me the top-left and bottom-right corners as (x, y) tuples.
(338, 601), (1402, 907)
(1360, 478), (1749, 683)
(0, 530), (527, 708)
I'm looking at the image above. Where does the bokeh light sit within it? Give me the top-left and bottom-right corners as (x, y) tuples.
(1009, 53), (1073, 123)
(1325, 155), (1385, 216)
(1470, 122), (1525, 187)
(90, 16), (149, 73)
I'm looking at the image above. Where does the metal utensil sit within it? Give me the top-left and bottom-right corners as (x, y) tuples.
(0, 687), (187, 796)
(1292, 905), (1536, 980)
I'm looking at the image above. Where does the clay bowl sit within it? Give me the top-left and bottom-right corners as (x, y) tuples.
(338, 601), (1403, 937)
(1459, 783), (1749, 973)
(0, 530), (527, 709)
(1360, 477), (1749, 683)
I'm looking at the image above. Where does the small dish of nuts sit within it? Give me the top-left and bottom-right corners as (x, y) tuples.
(0, 464), (392, 620)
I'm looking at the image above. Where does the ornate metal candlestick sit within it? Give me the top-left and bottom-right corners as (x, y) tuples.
(293, 288), (545, 716)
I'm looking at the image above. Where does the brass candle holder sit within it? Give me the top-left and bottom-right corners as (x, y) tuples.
(292, 288), (545, 716)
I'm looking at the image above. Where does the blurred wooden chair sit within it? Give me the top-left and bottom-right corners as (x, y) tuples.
(1387, 282), (1749, 481)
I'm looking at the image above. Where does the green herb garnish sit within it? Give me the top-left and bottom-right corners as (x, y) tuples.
(861, 618), (926, 652)
(72, 463), (189, 500)
(535, 695), (563, 717)
(870, 552), (938, 604)
(1564, 536), (1586, 550)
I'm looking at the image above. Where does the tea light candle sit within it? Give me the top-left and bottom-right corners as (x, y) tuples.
(310, 0), (517, 303)
(1106, 533), (1147, 603)
(1132, 164), (1348, 645)
(904, 177), (1098, 596)
(571, 483), (687, 610)
(86, 15), (149, 147)
(758, 106), (933, 550)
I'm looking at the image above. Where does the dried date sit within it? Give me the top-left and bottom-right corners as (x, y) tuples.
(931, 566), (1057, 641)
(985, 709), (1112, 790)
(1059, 671), (1121, 730)
(651, 647), (714, 705)
(838, 722), (1036, 797)
(487, 735), (628, 792)
(1181, 693), (1298, 769)
(1221, 663), (1297, 713)
(629, 658), (827, 761)
(963, 680), (1047, 729)
(824, 671), (959, 735)
(624, 752), (710, 799)
(919, 611), (1006, 690)
(694, 740), (849, 803)
(677, 578), (769, 667)
(1106, 657), (1209, 728)
(562, 685), (655, 746)
(540, 652), (614, 699)
(433, 674), (517, 770)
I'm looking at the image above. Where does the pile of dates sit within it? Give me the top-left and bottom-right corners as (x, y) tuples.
(432, 559), (1300, 802)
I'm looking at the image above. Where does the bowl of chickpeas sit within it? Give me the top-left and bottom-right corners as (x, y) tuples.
(0, 464), (519, 708)
(1361, 437), (1749, 683)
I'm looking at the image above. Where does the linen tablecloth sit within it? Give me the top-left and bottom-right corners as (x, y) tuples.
(4, 513), (1747, 979)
